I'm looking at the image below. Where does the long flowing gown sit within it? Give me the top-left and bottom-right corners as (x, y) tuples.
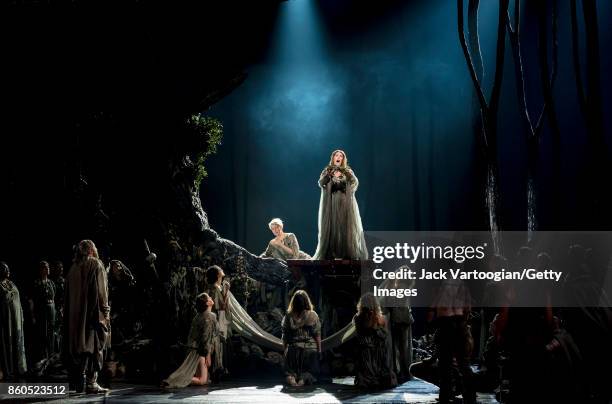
(163, 311), (222, 388)
(0, 279), (27, 378)
(313, 166), (368, 260)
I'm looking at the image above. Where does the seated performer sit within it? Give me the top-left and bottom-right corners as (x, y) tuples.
(281, 290), (321, 386)
(261, 218), (311, 260)
(163, 292), (221, 388)
(353, 293), (397, 389)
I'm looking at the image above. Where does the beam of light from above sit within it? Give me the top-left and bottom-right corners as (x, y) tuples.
(271, 0), (328, 65)
(248, 0), (347, 144)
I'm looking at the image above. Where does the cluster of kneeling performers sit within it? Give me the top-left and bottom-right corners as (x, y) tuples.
(163, 269), (399, 389)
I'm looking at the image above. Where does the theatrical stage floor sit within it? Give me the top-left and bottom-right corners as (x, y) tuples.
(6, 377), (498, 403)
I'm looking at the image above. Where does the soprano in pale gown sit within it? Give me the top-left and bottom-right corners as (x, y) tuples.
(313, 150), (368, 260)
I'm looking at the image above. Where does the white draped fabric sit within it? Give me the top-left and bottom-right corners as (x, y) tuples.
(227, 293), (355, 351)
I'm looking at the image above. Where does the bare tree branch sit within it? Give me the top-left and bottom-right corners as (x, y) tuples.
(458, 0), (508, 250)
(457, 0), (489, 117)
(467, 0), (487, 153)
(537, 0), (560, 140)
(489, 0), (509, 117)
(582, 0), (604, 134)
(570, 0), (587, 117)
(507, 0), (535, 137)
(507, 0), (558, 142)
(468, 0), (484, 82)
(536, 0), (559, 138)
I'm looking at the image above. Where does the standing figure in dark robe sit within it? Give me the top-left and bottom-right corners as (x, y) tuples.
(65, 240), (110, 394)
(282, 290), (321, 386)
(353, 293), (397, 389)
(51, 261), (66, 355)
(313, 150), (368, 260)
(0, 262), (27, 380)
(162, 292), (222, 388)
(32, 261), (56, 360)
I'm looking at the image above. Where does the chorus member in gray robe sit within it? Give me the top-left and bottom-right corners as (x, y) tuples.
(0, 262), (27, 380)
(313, 150), (368, 260)
(65, 240), (110, 394)
(163, 292), (222, 388)
(353, 293), (397, 389)
(32, 261), (56, 360)
(282, 290), (321, 386)
(261, 218), (311, 260)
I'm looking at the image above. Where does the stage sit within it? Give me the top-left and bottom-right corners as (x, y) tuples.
(13, 378), (498, 403)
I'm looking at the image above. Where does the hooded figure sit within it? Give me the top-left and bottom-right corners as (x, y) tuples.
(313, 150), (368, 260)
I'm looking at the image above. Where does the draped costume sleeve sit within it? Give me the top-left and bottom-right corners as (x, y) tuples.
(96, 264), (110, 323)
(260, 242), (273, 258)
(192, 312), (218, 357)
(318, 168), (332, 189)
(347, 169), (358, 191)
(286, 233), (300, 258)
(313, 168), (333, 260)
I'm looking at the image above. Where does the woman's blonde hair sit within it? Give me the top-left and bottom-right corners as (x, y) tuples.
(268, 218), (284, 229)
(287, 289), (314, 314)
(328, 149), (348, 169)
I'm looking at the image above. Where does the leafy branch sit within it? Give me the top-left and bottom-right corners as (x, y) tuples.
(185, 114), (223, 191)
